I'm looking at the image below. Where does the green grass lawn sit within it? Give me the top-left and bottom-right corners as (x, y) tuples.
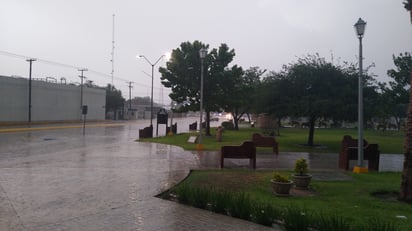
(142, 127), (404, 154)
(165, 170), (411, 230)
(146, 126), (408, 229)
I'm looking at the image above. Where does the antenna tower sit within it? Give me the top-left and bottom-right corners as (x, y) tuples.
(111, 14), (115, 85)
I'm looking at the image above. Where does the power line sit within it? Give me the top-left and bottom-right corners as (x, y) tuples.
(0, 50), (167, 94)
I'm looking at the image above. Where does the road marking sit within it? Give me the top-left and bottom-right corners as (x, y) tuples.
(0, 123), (124, 133)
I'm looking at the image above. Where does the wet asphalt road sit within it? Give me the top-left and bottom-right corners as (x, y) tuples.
(0, 118), (276, 231)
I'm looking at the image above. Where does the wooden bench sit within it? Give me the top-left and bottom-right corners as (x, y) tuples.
(139, 125), (153, 138)
(189, 121), (197, 131)
(166, 122), (177, 134)
(252, 133), (279, 154)
(221, 141), (256, 169)
(339, 135), (380, 171)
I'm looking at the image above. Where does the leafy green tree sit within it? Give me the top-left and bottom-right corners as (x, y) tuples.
(105, 84), (125, 119)
(378, 53), (412, 130)
(220, 66), (264, 130)
(255, 71), (292, 135)
(159, 41), (237, 135)
(258, 54), (379, 146)
(400, 0), (412, 203)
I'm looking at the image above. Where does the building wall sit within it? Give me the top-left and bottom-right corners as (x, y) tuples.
(0, 76), (105, 122)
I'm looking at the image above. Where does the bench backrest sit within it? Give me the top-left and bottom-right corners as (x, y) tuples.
(221, 141), (256, 158)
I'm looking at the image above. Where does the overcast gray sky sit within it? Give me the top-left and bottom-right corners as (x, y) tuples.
(1, 0), (411, 105)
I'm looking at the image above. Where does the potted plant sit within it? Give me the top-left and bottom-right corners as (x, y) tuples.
(292, 158), (312, 189)
(271, 172), (293, 196)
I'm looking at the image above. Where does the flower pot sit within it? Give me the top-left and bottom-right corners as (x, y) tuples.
(270, 179), (293, 196)
(292, 174), (312, 189)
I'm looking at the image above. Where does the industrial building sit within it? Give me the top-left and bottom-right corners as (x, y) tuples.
(0, 75), (106, 122)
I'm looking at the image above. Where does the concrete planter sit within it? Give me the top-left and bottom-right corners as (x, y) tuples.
(270, 179), (293, 196)
(292, 174), (312, 189)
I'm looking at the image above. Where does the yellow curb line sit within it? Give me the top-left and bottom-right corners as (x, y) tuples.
(0, 123), (124, 133)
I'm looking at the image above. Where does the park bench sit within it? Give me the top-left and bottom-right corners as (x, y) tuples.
(189, 121), (197, 131)
(339, 135), (380, 171)
(139, 125), (153, 138)
(220, 141), (256, 169)
(252, 133), (279, 154)
(166, 122), (177, 134)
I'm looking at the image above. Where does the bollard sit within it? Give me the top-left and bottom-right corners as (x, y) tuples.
(216, 126), (223, 142)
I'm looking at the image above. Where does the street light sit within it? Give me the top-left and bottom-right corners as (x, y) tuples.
(354, 18), (367, 173)
(138, 54), (165, 127)
(197, 48), (208, 150)
(26, 58), (36, 125)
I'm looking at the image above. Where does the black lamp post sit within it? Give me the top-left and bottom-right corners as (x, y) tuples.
(354, 17), (367, 172)
(197, 48), (208, 150)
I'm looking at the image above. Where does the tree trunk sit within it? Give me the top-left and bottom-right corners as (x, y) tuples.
(276, 117), (281, 136)
(307, 117), (316, 146)
(205, 111), (211, 136)
(400, 68), (412, 202)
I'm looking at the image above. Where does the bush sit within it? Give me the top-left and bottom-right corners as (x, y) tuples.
(357, 217), (400, 231)
(209, 189), (231, 214)
(190, 187), (210, 209)
(282, 207), (311, 231)
(169, 184), (402, 231)
(314, 213), (350, 231)
(226, 192), (252, 220)
(251, 201), (281, 226)
(221, 121), (235, 130)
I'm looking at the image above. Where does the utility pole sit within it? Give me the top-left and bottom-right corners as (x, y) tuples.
(78, 68), (87, 116)
(128, 81), (133, 111)
(26, 58), (36, 125)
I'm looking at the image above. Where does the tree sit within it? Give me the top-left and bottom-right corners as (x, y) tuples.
(220, 66), (264, 130)
(105, 84), (125, 120)
(405, 0), (412, 23)
(255, 71), (293, 135)
(258, 54), (377, 146)
(381, 53), (412, 130)
(400, 0), (412, 203)
(159, 41), (237, 135)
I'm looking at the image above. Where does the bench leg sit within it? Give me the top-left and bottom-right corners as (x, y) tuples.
(221, 154), (224, 169)
(249, 158), (256, 169)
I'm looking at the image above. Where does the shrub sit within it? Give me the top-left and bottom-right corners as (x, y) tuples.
(251, 201), (281, 226)
(273, 172), (290, 183)
(209, 189), (231, 214)
(314, 213), (350, 231)
(294, 158), (309, 175)
(227, 192), (252, 220)
(282, 207), (311, 231)
(190, 187), (210, 209)
(174, 183), (191, 205)
(357, 217), (400, 231)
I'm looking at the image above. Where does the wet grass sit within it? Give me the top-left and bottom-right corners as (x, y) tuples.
(162, 170), (411, 230)
(142, 127), (404, 153)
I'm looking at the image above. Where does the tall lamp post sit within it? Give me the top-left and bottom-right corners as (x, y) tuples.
(138, 54), (165, 127)
(197, 48), (208, 150)
(354, 18), (367, 173)
(26, 58), (36, 125)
